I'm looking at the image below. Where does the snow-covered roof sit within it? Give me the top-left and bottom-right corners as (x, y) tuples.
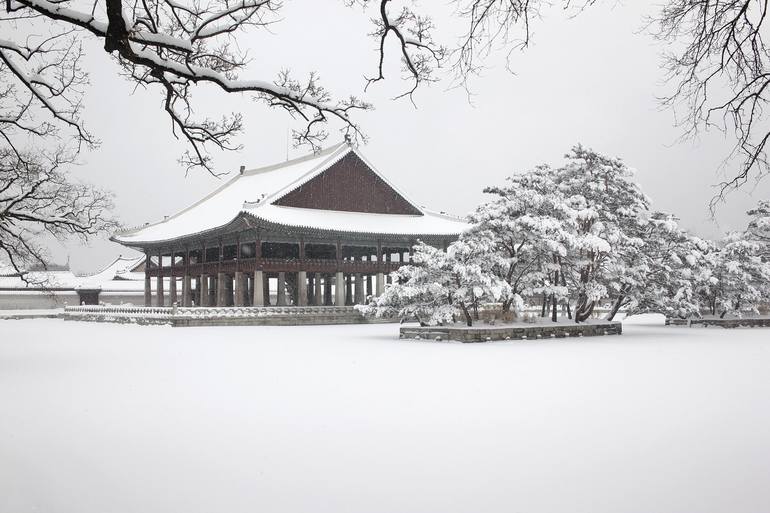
(0, 254), (146, 291)
(113, 142), (469, 245)
(0, 270), (83, 289)
(80, 254), (145, 284)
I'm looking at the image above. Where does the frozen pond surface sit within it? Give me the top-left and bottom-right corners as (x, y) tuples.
(1, 315), (769, 513)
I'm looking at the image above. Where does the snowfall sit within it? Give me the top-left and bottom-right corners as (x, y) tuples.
(1, 315), (769, 513)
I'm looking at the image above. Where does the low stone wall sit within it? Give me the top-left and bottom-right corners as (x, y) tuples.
(0, 290), (79, 310)
(400, 321), (622, 343)
(666, 317), (770, 328)
(63, 305), (398, 327)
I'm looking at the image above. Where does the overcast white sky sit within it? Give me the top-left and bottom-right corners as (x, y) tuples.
(50, 0), (770, 273)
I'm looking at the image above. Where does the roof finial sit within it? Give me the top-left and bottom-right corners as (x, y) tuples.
(344, 133), (352, 145)
(239, 165), (245, 175)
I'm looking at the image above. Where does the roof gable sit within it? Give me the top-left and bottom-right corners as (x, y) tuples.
(272, 152), (422, 215)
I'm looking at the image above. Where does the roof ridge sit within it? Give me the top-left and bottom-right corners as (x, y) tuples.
(243, 141), (347, 176)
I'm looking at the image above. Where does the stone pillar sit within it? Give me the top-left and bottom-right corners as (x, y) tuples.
(298, 271), (307, 306)
(354, 273), (364, 304)
(246, 275), (253, 307)
(234, 271), (244, 307)
(209, 274), (217, 306)
(315, 274), (323, 305)
(169, 276), (177, 305)
(199, 274), (208, 306)
(182, 275), (192, 307)
(335, 271), (345, 306)
(376, 272), (385, 296)
(253, 270), (265, 306)
(263, 273), (271, 306)
(277, 272), (286, 306)
(156, 275), (164, 307)
(366, 274), (373, 298)
(216, 272), (226, 306)
(144, 273), (152, 307)
(324, 274), (332, 305)
(307, 273), (315, 305)
(345, 274), (353, 306)
(225, 274), (234, 306)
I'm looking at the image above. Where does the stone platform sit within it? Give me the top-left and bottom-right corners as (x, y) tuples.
(400, 321), (622, 343)
(665, 316), (770, 328)
(62, 305), (397, 327)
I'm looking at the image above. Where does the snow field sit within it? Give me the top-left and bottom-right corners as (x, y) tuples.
(1, 315), (769, 513)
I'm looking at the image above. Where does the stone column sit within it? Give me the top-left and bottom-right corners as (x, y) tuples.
(264, 273), (271, 306)
(246, 275), (253, 307)
(298, 271), (308, 306)
(253, 270), (265, 306)
(216, 272), (226, 306)
(234, 271), (244, 307)
(366, 274), (373, 298)
(277, 272), (286, 306)
(198, 274), (207, 306)
(225, 274), (234, 306)
(182, 275), (192, 307)
(169, 276), (177, 305)
(307, 273), (315, 305)
(345, 274), (353, 306)
(144, 273), (152, 307)
(335, 271), (345, 306)
(156, 274), (164, 307)
(376, 272), (385, 296)
(209, 274), (217, 306)
(315, 274), (323, 305)
(354, 273), (364, 304)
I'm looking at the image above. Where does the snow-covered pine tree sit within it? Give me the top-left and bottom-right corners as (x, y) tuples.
(468, 164), (572, 321)
(746, 200), (770, 256)
(357, 236), (510, 327)
(554, 145), (650, 322)
(619, 213), (709, 319)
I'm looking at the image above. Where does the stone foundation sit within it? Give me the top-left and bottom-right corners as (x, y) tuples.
(400, 321), (622, 342)
(666, 317), (770, 328)
(62, 305), (398, 327)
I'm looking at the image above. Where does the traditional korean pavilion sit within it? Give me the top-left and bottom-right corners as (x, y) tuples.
(112, 142), (469, 307)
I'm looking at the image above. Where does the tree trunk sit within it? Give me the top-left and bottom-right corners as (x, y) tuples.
(551, 294), (557, 322)
(459, 302), (473, 327)
(606, 295), (625, 321)
(541, 293), (548, 317)
(575, 296), (595, 323)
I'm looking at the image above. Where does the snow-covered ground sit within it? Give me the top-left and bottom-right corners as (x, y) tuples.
(1, 315), (769, 513)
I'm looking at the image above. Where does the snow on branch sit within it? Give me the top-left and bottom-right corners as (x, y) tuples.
(0, 149), (117, 279)
(3, 0), (370, 173)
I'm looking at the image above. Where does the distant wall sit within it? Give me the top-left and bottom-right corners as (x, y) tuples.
(0, 290), (169, 309)
(0, 290), (79, 310)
